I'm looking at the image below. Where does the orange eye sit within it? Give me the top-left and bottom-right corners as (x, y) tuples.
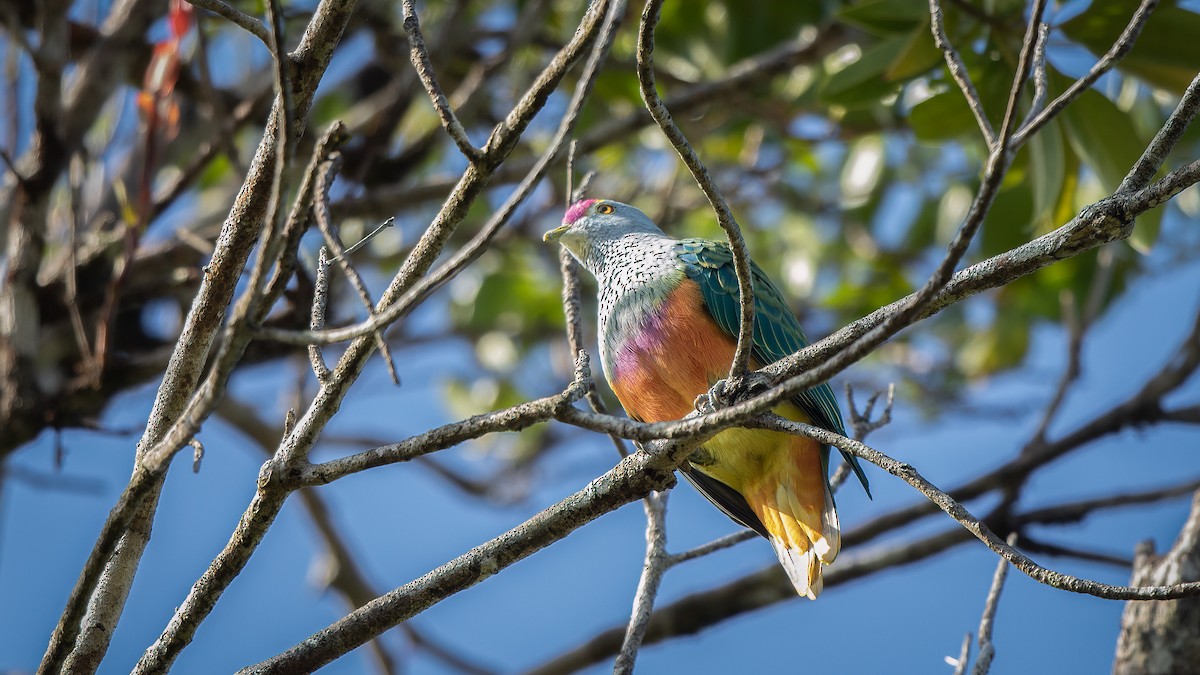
(596, 203), (614, 215)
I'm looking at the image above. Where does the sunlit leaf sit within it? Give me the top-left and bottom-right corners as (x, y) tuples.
(820, 38), (910, 107)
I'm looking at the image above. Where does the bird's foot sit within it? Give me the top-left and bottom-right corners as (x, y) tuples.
(694, 372), (774, 414)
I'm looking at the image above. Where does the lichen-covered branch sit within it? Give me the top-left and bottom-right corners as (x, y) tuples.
(636, 0), (756, 382)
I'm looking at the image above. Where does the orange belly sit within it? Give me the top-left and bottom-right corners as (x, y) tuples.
(605, 276), (837, 598)
(609, 279), (735, 423)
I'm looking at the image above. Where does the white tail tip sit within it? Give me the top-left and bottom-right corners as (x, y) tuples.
(770, 538), (824, 599)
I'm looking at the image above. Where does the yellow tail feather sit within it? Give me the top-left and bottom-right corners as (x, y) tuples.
(747, 456), (840, 600)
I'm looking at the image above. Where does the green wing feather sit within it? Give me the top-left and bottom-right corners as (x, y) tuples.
(677, 239), (871, 497)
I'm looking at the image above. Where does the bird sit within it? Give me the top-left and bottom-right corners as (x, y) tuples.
(544, 198), (870, 599)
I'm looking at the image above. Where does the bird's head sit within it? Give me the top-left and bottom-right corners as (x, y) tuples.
(543, 199), (663, 271)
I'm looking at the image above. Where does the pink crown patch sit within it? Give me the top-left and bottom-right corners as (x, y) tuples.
(563, 199), (598, 225)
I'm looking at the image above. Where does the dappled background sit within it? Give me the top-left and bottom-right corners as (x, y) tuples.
(2, 0), (1200, 672)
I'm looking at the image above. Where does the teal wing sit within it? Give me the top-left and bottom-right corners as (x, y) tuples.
(676, 238), (871, 497)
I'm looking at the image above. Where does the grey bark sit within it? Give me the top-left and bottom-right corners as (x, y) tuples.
(1113, 491), (1200, 674)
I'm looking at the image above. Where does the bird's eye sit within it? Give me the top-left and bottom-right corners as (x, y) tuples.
(596, 203), (614, 215)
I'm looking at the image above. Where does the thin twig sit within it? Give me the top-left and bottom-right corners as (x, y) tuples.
(1018, 537), (1133, 569)
(401, 0), (482, 161)
(1015, 0), (1159, 146)
(524, 478), (1200, 675)
(334, 29), (846, 221)
(1023, 22), (1050, 126)
(724, 0), (1046, 440)
(845, 382), (895, 440)
(614, 490), (670, 674)
(330, 217), (394, 261)
(186, 0), (273, 49)
(559, 246), (629, 457)
(636, 0), (756, 384)
(751, 414), (1200, 600)
(0, 145), (23, 184)
(1028, 245), (1114, 445)
(971, 533), (1015, 675)
(834, 382), (894, 491)
(300, 353), (592, 486)
(257, 0), (622, 348)
(309, 247), (332, 382)
(39, 10), (357, 670)
(1119, 71), (1200, 193)
(929, 0), (996, 146)
(951, 632), (972, 675)
(219, 397), (495, 675)
(130, 9), (613, 671)
(311, 158), (400, 385)
(667, 530), (757, 565)
(64, 153), (93, 366)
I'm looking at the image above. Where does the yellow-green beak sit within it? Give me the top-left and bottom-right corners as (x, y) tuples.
(543, 224), (569, 242)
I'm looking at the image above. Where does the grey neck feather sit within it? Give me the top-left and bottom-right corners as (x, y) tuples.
(573, 231), (685, 379)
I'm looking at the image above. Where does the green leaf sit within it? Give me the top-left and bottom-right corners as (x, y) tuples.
(1062, 1), (1200, 93)
(725, 2), (827, 61)
(907, 54), (1011, 142)
(1055, 75), (1163, 250)
(837, 0), (930, 36)
(909, 89), (979, 141)
(957, 313), (1030, 376)
(1128, 204), (1164, 253)
(1026, 118), (1066, 231)
(820, 37), (910, 107)
(1058, 84), (1141, 190)
(198, 153), (232, 189)
(885, 20), (943, 81)
(980, 178), (1034, 257)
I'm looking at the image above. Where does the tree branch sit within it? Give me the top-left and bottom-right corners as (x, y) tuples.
(752, 414), (1200, 600)
(186, 0), (273, 49)
(636, 0), (756, 382)
(401, 0), (483, 161)
(929, 0), (996, 145)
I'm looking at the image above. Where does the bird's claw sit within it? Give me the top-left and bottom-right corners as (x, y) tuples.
(694, 372), (773, 414)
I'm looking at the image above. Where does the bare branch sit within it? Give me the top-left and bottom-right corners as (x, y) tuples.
(614, 490), (670, 674)
(257, 0), (624, 348)
(667, 530), (757, 566)
(40, 8), (359, 661)
(706, 0), (1046, 443)
(971, 533), (1016, 675)
(528, 478), (1200, 673)
(559, 246), (629, 457)
(333, 29), (848, 221)
(330, 217), (394, 261)
(311, 158), (400, 385)
(309, 247), (332, 382)
(929, 0), (995, 145)
(950, 632), (971, 675)
(401, 0), (482, 160)
(526, 527), (974, 675)
(636, 0), (755, 383)
(751, 414), (1200, 601)
(1015, 0), (1159, 147)
(1114, 491), (1200, 673)
(186, 0), (273, 49)
(1120, 72), (1200, 193)
(1023, 22), (1050, 125)
(832, 382), (895, 491)
(845, 382), (895, 440)
(300, 355), (592, 486)
(241, 417), (696, 672)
